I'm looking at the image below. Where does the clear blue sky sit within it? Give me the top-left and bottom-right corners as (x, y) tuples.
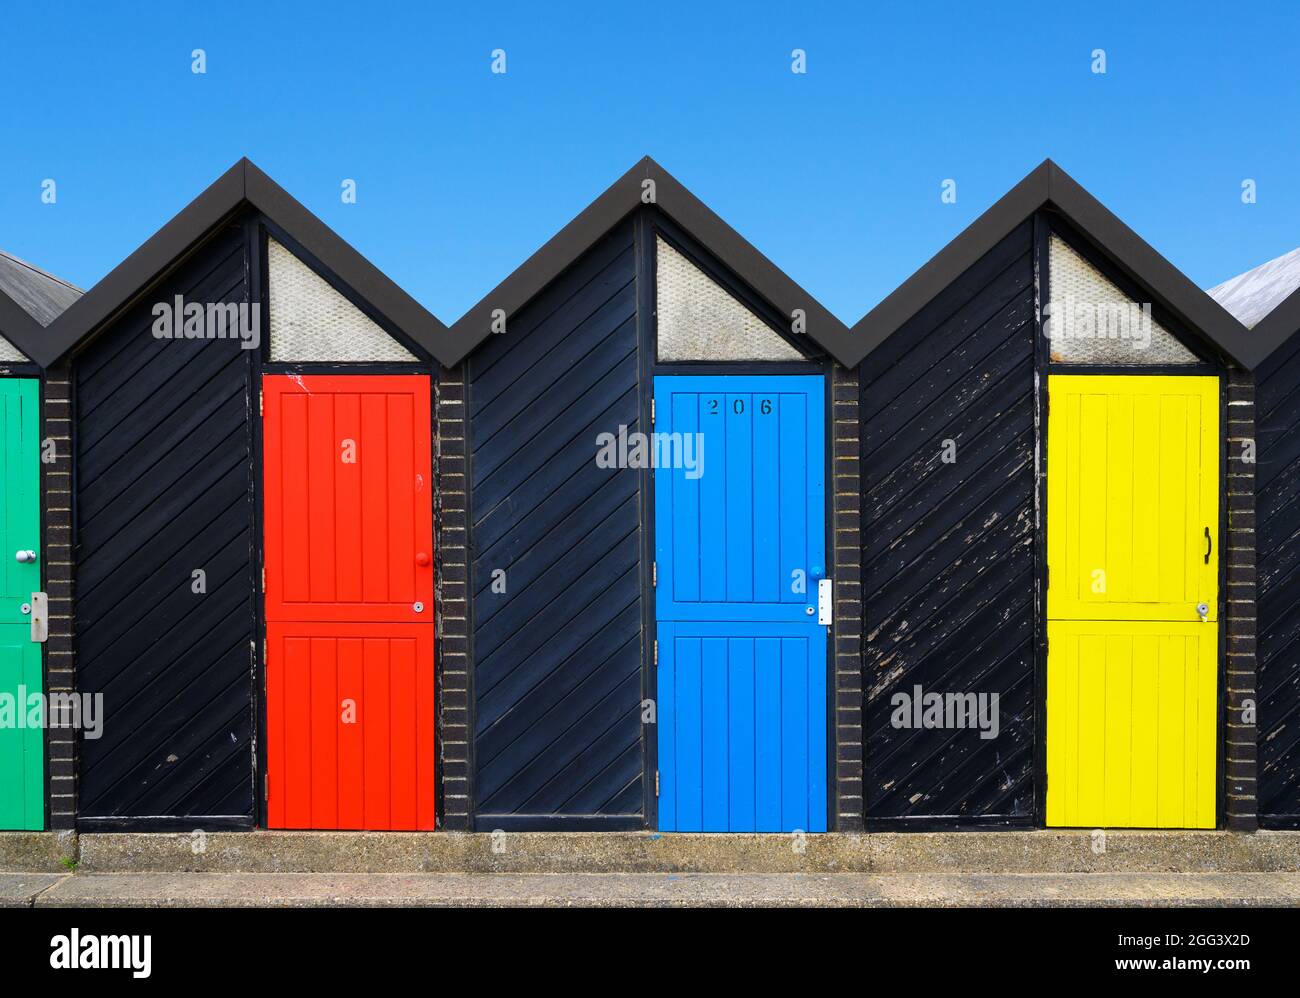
(2, 1), (1297, 321)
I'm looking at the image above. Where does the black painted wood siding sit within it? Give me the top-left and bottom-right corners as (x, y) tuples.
(861, 221), (1036, 826)
(468, 224), (644, 829)
(75, 224), (256, 827)
(1255, 333), (1300, 824)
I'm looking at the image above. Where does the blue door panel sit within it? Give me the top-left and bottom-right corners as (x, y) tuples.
(654, 375), (828, 833)
(657, 621), (828, 832)
(654, 377), (825, 622)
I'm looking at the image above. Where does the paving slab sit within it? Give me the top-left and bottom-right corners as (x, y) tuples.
(0, 874), (68, 908)
(29, 872), (1300, 907)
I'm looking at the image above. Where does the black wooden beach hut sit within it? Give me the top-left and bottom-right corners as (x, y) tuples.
(430, 159), (862, 831)
(848, 162), (1264, 831)
(33, 162), (443, 830)
(1211, 250), (1300, 827)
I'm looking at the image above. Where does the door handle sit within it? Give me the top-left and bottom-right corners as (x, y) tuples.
(1196, 601), (1210, 622)
(416, 551), (430, 566)
(14, 550), (36, 564)
(1204, 527), (1212, 565)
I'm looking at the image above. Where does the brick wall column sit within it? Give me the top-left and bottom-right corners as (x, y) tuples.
(1225, 370), (1258, 831)
(44, 365), (76, 830)
(833, 365), (863, 831)
(436, 363), (471, 829)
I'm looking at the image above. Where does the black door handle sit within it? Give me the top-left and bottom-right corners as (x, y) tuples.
(1204, 527), (1212, 564)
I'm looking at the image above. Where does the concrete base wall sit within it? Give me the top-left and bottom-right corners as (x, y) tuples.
(0, 832), (77, 872)
(0, 830), (1284, 875)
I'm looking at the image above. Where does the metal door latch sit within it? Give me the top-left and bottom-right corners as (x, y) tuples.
(1196, 601), (1209, 623)
(817, 579), (833, 625)
(29, 592), (48, 643)
(14, 549), (36, 564)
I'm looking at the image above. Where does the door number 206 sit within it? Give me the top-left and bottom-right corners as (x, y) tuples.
(707, 398), (773, 415)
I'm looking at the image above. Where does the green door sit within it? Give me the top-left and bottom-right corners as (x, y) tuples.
(0, 379), (42, 830)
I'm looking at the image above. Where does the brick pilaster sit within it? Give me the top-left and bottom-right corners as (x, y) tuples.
(436, 363), (471, 829)
(833, 365), (863, 831)
(43, 365), (76, 830)
(1225, 370), (1257, 831)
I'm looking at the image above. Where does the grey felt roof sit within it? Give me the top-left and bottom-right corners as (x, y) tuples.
(0, 248), (82, 327)
(1208, 246), (1300, 330)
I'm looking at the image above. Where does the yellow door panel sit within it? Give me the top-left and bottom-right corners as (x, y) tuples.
(1045, 621), (1217, 828)
(1046, 375), (1219, 830)
(1047, 376), (1218, 622)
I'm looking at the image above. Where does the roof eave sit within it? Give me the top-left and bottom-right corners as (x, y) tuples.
(36, 159), (448, 369)
(34, 161), (247, 368)
(849, 159), (1258, 371)
(440, 156), (852, 368)
(0, 289), (43, 362)
(1246, 285), (1300, 369)
(847, 161), (1052, 368)
(243, 162), (449, 361)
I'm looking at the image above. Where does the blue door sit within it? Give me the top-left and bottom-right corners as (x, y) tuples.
(654, 375), (827, 832)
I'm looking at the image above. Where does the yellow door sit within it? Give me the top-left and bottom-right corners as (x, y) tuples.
(1046, 375), (1219, 828)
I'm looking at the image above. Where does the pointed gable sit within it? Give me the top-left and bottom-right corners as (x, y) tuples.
(656, 237), (803, 361)
(268, 239), (417, 362)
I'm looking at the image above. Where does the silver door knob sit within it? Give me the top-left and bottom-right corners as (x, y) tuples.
(1196, 602), (1209, 621)
(14, 550), (35, 564)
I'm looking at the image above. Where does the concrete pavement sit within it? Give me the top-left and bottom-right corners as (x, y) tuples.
(4, 871), (1300, 907)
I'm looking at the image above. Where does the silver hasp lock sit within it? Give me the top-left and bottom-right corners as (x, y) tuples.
(29, 592), (48, 643)
(817, 579), (833, 625)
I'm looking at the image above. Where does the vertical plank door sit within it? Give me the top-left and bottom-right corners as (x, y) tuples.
(654, 375), (828, 832)
(263, 375), (434, 830)
(1046, 375), (1219, 828)
(0, 379), (42, 829)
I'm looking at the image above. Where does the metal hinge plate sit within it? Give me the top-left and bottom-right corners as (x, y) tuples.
(653, 639), (658, 667)
(650, 398), (656, 425)
(652, 562), (657, 587)
(655, 770), (660, 797)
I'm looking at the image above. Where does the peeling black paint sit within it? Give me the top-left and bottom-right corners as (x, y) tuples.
(862, 221), (1037, 826)
(1255, 333), (1300, 824)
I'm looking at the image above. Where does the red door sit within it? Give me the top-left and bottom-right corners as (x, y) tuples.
(263, 375), (435, 829)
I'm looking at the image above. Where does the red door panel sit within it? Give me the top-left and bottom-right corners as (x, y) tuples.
(266, 622), (435, 830)
(263, 375), (435, 831)
(263, 376), (433, 623)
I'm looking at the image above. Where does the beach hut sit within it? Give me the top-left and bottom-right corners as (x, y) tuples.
(36, 161), (441, 830)
(1211, 248), (1300, 827)
(433, 160), (860, 831)
(850, 162), (1261, 829)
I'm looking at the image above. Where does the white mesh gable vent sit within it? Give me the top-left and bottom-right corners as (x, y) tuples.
(268, 238), (417, 362)
(0, 335), (29, 362)
(1047, 234), (1198, 365)
(656, 236), (804, 361)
